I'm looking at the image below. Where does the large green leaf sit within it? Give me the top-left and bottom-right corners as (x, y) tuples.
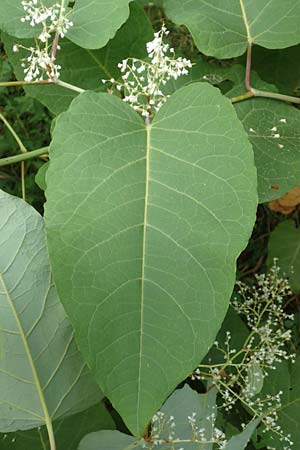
(0, 189), (102, 432)
(0, 0), (133, 50)
(44, 84), (257, 436)
(226, 66), (300, 203)
(2, 2), (152, 115)
(164, 0), (300, 59)
(0, 401), (115, 450)
(67, 0), (133, 49)
(268, 220), (300, 292)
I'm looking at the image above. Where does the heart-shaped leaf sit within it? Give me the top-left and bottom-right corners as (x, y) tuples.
(45, 83), (257, 436)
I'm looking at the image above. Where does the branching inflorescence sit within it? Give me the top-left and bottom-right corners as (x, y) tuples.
(103, 25), (192, 121)
(13, 0), (73, 82)
(192, 261), (295, 449)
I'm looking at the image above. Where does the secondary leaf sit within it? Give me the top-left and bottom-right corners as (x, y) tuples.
(79, 431), (137, 450)
(0, 401), (115, 450)
(79, 385), (259, 449)
(0, 189), (102, 432)
(267, 220), (300, 292)
(79, 384), (217, 450)
(67, 0), (133, 49)
(0, 0), (133, 50)
(227, 66), (300, 203)
(224, 418), (260, 450)
(45, 84), (257, 436)
(2, 2), (152, 114)
(164, 0), (300, 59)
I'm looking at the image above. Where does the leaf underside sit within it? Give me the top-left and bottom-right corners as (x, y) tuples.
(0, 190), (102, 432)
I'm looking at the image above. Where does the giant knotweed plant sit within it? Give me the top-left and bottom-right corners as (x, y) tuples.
(1, 1), (300, 450)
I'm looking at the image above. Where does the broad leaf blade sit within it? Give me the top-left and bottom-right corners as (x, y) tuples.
(164, 0), (300, 59)
(0, 190), (102, 432)
(45, 84), (257, 436)
(67, 0), (132, 49)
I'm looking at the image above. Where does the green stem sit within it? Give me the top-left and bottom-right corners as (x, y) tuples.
(0, 147), (48, 167)
(0, 79), (54, 87)
(55, 78), (85, 93)
(21, 161), (26, 201)
(0, 78), (85, 94)
(230, 41), (300, 105)
(252, 88), (300, 104)
(231, 91), (254, 103)
(0, 112), (28, 153)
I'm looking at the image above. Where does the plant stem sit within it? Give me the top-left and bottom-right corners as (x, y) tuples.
(0, 111), (29, 198)
(245, 42), (252, 92)
(21, 161), (26, 201)
(0, 112), (28, 154)
(231, 91), (254, 103)
(0, 79), (54, 87)
(55, 78), (85, 93)
(232, 41), (300, 105)
(0, 78), (85, 94)
(51, 0), (65, 62)
(0, 147), (49, 167)
(251, 87), (300, 104)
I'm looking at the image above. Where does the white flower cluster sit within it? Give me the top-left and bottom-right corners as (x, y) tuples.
(16, 46), (61, 81)
(144, 409), (227, 449)
(234, 261), (295, 370)
(193, 261), (295, 449)
(102, 25), (192, 121)
(14, 0), (73, 81)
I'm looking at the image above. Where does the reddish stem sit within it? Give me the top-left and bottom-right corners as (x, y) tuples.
(245, 42), (253, 92)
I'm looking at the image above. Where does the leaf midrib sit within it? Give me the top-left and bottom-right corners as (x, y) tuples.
(239, 0), (251, 43)
(136, 123), (151, 433)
